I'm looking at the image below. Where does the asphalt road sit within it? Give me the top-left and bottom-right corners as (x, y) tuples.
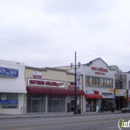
(0, 113), (130, 130)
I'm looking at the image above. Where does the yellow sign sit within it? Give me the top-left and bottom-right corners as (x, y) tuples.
(109, 88), (113, 92)
(115, 89), (120, 94)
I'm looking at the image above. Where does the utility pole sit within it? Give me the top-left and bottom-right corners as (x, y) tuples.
(71, 52), (80, 114)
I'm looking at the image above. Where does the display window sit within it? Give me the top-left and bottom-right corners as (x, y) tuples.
(86, 99), (96, 112)
(27, 94), (45, 113)
(0, 93), (18, 109)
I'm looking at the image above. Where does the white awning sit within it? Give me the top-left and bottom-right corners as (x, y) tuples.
(0, 78), (27, 93)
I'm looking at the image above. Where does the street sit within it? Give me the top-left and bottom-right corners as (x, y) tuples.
(0, 113), (130, 130)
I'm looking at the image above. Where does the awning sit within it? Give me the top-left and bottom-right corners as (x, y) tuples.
(69, 90), (85, 96)
(26, 87), (50, 94)
(85, 94), (102, 99)
(27, 87), (85, 96)
(49, 88), (70, 95)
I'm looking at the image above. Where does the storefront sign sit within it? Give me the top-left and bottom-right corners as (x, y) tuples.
(76, 72), (81, 87)
(102, 92), (113, 98)
(68, 85), (79, 89)
(91, 67), (108, 75)
(115, 89), (120, 94)
(86, 90), (94, 94)
(0, 67), (18, 77)
(28, 78), (65, 88)
(109, 88), (114, 92)
(0, 100), (18, 104)
(33, 70), (41, 78)
(91, 67), (108, 72)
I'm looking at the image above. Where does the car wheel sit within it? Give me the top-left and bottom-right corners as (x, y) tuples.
(123, 110), (127, 113)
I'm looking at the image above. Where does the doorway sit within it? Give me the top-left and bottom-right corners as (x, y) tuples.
(53, 99), (60, 112)
(32, 99), (41, 112)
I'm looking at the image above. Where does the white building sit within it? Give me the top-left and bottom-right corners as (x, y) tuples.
(0, 60), (26, 114)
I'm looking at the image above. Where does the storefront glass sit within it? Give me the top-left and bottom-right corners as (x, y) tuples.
(48, 95), (65, 112)
(102, 99), (113, 111)
(0, 93), (18, 108)
(86, 99), (96, 112)
(67, 96), (81, 112)
(27, 94), (45, 113)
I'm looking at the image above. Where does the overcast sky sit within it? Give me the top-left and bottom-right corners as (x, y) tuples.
(0, 0), (130, 71)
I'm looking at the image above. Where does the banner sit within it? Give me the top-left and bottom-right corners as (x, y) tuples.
(76, 72), (81, 87)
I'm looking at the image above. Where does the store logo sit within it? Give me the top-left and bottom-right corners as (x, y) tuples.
(0, 67), (18, 77)
(118, 118), (130, 130)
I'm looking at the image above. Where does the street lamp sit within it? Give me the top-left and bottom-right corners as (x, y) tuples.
(70, 52), (80, 114)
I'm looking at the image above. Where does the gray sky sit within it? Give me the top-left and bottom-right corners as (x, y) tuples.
(0, 0), (130, 71)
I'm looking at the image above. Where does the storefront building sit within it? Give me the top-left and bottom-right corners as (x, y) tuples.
(111, 65), (129, 110)
(69, 58), (116, 112)
(24, 66), (85, 114)
(0, 60), (26, 114)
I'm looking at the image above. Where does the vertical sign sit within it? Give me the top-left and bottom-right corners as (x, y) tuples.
(76, 72), (81, 87)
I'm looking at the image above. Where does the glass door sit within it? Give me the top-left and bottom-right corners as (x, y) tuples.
(53, 99), (60, 112)
(32, 99), (41, 112)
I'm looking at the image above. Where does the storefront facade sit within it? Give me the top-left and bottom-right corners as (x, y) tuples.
(71, 58), (116, 112)
(0, 60), (26, 114)
(24, 67), (85, 114)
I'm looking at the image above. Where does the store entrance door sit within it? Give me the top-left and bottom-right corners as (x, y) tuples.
(32, 99), (41, 112)
(53, 99), (60, 112)
(71, 100), (75, 112)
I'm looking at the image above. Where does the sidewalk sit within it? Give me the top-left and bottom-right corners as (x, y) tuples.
(0, 111), (121, 119)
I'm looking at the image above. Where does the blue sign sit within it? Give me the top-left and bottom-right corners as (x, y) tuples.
(0, 67), (18, 77)
(0, 100), (18, 104)
(102, 93), (113, 96)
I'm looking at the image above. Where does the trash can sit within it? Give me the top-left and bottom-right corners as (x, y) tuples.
(78, 109), (81, 114)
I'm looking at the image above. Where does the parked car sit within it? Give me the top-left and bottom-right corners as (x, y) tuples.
(121, 105), (130, 113)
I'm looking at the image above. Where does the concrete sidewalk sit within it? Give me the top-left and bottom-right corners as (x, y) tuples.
(0, 111), (121, 119)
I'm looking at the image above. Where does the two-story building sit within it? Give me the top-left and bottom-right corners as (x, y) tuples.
(0, 60), (26, 114)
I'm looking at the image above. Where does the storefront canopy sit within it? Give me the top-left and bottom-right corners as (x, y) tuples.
(27, 87), (50, 94)
(69, 90), (85, 96)
(85, 94), (102, 99)
(27, 87), (85, 96)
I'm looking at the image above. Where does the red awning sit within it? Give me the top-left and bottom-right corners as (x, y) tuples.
(49, 88), (70, 95)
(69, 90), (85, 96)
(26, 87), (85, 96)
(85, 94), (102, 99)
(26, 87), (51, 94)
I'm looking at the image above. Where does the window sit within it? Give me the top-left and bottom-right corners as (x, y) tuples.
(86, 76), (113, 87)
(101, 78), (113, 87)
(0, 93), (18, 109)
(86, 76), (100, 87)
(129, 81), (130, 89)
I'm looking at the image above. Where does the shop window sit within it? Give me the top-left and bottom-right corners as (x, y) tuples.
(89, 77), (93, 86)
(0, 93), (18, 109)
(27, 94), (45, 113)
(48, 95), (65, 112)
(101, 78), (103, 87)
(86, 99), (96, 112)
(101, 78), (113, 87)
(103, 79), (107, 87)
(129, 81), (130, 89)
(86, 77), (89, 86)
(86, 76), (100, 87)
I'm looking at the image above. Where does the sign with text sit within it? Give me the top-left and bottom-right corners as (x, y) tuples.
(33, 70), (41, 78)
(91, 67), (108, 75)
(0, 100), (18, 104)
(0, 67), (18, 78)
(28, 78), (65, 88)
(76, 72), (81, 87)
